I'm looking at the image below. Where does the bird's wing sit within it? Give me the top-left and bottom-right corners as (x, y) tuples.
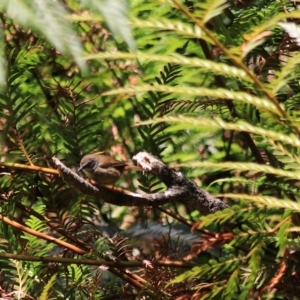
(98, 155), (127, 168)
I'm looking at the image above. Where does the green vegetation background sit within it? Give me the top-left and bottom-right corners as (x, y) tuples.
(0, 0), (300, 299)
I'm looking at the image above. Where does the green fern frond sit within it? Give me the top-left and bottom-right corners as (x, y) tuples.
(240, 244), (264, 299)
(135, 53), (185, 192)
(102, 85), (280, 114)
(175, 161), (300, 181)
(244, 10), (300, 44)
(39, 273), (57, 300)
(137, 116), (300, 148)
(9, 259), (29, 298)
(22, 206), (55, 256)
(83, 0), (136, 50)
(2, 0), (85, 70)
(88, 52), (251, 82)
(270, 51), (300, 94)
(171, 256), (242, 283)
(221, 193), (300, 212)
(194, 0), (229, 25)
(130, 18), (207, 40)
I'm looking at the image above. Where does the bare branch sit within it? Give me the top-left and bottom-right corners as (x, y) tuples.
(53, 152), (228, 214)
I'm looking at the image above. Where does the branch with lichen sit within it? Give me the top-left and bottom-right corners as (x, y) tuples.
(53, 151), (227, 214)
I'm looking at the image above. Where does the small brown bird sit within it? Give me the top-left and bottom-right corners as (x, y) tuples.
(78, 152), (142, 185)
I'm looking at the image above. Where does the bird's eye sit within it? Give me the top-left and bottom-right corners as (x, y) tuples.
(83, 162), (92, 169)
(86, 160), (96, 169)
